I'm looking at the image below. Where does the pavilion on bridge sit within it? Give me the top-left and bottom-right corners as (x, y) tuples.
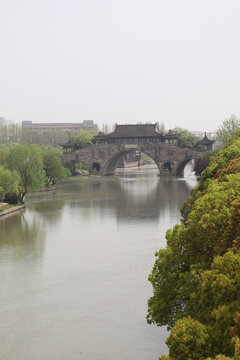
(103, 124), (178, 145)
(194, 132), (215, 151)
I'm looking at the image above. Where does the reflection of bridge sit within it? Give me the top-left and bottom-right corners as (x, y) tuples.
(62, 124), (211, 176)
(55, 171), (195, 223)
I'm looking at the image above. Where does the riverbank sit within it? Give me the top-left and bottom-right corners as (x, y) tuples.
(0, 203), (25, 217)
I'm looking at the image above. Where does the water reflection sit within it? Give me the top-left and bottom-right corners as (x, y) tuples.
(0, 165), (197, 360)
(36, 165), (196, 225)
(25, 191), (66, 225)
(0, 211), (46, 261)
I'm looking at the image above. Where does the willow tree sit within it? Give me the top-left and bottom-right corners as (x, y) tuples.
(0, 166), (20, 203)
(6, 144), (45, 202)
(40, 146), (70, 186)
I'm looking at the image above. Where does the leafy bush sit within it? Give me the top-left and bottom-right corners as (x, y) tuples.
(148, 132), (240, 359)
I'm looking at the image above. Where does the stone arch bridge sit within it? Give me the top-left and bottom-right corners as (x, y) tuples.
(63, 143), (199, 176)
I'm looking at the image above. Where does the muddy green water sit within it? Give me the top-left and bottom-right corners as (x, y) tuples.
(0, 165), (197, 360)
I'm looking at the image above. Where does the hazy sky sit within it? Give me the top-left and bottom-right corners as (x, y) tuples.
(1, 0), (240, 131)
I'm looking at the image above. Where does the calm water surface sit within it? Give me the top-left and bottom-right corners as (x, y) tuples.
(0, 165), (197, 360)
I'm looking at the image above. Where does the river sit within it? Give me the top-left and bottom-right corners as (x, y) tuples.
(0, 164), (197, 360)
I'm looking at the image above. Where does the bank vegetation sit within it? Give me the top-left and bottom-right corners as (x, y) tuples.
(147, 131), (240, 359)
(0, 144), (71, 204)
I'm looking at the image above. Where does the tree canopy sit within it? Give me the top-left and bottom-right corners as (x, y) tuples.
(67, 130), (95, 150)
(216, 115), (240, 146)
(0, 143), (71, 203)
(172, 127), (199, 147)
(148, 131), (240, 359)
(6, 144), (46, 202)
(40, 146), (71, 186)
(0, 166), (20, 203)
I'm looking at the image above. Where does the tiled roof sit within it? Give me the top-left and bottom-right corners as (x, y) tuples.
(197, 132), (215, 145)
(105, 124), (163, 138)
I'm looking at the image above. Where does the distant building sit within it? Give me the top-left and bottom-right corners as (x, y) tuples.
(22, 120), (97, 134)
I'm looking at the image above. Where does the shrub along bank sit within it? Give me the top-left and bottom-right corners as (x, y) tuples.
(147, 132), (240, 359)
(0, 143), (70, 204)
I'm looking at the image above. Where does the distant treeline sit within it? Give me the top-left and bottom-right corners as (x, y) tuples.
(0, 124), (72, 147)
(0, 123), (118, 147)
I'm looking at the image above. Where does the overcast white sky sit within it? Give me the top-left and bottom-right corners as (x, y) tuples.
(0, 0), (240, 131)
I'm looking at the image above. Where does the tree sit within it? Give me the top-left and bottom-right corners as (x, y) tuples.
(193, 156), (209, 176)
(193, 150), (218, 176)
(6, 144), (45, 202)
(148, 131), (240, 359)
(91, 131), (106, 144)
(40, 146), (71, 186)
(62, 159), (77, 176)
(172, 127), (199, 147)
(0, 125), (8, 143)
(216, 115), (240, 146)
(0, 144), (11, 165)
(159, 317), (209, 360)
(0, 166), (20, 203)
(67, 130), (95, 150)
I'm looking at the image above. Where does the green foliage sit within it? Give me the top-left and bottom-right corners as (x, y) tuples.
(76, 162), (87, 172)
(206, 356), (233, 360)
(0, 144), (11, 165)
(147, 230), (190, 327)
(21, 127), (69, 146)
(172, 127), (199, 147)
(62, 159), (76, 176)
(216, 115), (240, 146)
(0, 203), (16, 211)
(193, 150), (218, 176)
(67, 130), (95, 150)
(193, 156), (209, 176)
(40, 146), (70, 186)
(166, 317), (208, 360)
(0, 166), (20, 203)
(148, 175), (240, 328)
(92, 131), (106, 144)
(6, 144), (45, 201)
(140, 152), (154, 163)
(0, 124), (22, 143)
(148, 131), (240, 359)
(206, 337), (240, 359)
(0, 143), (73, 203)
(197, 131), (240, 192)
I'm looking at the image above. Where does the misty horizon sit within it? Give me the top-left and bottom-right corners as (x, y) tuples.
(1, 0), (240, 132)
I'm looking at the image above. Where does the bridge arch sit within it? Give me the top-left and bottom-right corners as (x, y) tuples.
(163, 161), (173, 173)
(176, 157), (195, 176)
(103, 148), (160, 175)
(92, 162), (101, 172)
